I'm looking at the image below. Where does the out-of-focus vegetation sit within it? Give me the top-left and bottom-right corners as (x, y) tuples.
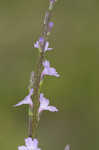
(0, 0), (99, 150)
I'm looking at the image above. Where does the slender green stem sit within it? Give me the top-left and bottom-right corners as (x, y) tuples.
(28, 107), (33, 137)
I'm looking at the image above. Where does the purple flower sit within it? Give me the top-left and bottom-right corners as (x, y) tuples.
(18, 137), (41, 150)
(14, 88), (33, 107)
(34, 38), (53, 52)
(39, 37), (44, 44)
(41, 60), (60, 78)
(34, 37), (44, 49)
(48, 22), (54, 33)
(39, 93), (58, 113)
(14, 88), (58, 114)
(48, 22), (54, 29)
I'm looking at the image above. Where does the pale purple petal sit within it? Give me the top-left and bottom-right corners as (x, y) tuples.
(48, 48), (53, 51)
(39, 93), (49, 106)
(44, 42), (53, 52)
(39, 93), (58, 113)
(42, 60), (60, 77)
(41, 68), (48, 76)
(44, 42), (49, 51)
(32, 139), (39, 148)
(29, 88), (34, 96)
(45, 67), (59, 77)
(14, 99), (31, 107)
(34, 37), (44, 50)
(47, 106), (58, 112)
(25, 137), (33, 147)
(18, 146), (27, 150)
(14, 88), (33, 107)
(25, 138), (39, 149)
(48, 22), (54, 28)
(36, 148), (41, 150)
(39, 37), (44, 44)
(48, 22), (54, 33)
(34, 39), (53, 52)
(14, 97), (33, 107)
(34, 41), (39, 49)
(43, 60), (50, 68)
(39, 93), (49, 113)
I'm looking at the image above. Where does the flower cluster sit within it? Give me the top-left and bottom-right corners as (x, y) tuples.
(18, 137), (69, 150)
(15, 91), (58, 114)
(18, 137), (41, 150)
(34, 37), (53, 52)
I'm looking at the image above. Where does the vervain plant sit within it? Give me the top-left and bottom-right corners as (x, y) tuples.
(14, 0), (70, 150)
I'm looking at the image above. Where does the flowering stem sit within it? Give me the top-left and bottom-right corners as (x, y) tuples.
(29, 2), (56, 138)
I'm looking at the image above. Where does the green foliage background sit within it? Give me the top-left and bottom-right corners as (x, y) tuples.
(0, 0), (99, 149)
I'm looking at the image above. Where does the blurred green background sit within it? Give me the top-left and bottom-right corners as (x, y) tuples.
(0, 0), (99, 149)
